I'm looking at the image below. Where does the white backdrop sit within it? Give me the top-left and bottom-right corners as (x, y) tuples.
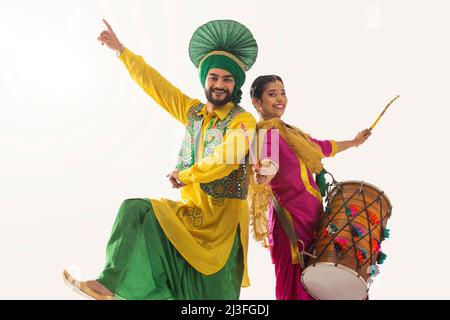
(1, 0), (449, 299)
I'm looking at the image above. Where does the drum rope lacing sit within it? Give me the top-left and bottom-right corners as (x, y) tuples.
(313, 179), (391, 277)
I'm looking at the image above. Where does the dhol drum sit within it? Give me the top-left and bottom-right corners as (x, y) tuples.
(301, 180), (392, 300)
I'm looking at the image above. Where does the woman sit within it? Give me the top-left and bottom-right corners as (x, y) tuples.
(249, 75), (371, 300)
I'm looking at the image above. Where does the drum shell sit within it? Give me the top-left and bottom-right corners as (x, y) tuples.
(302, 181), (392, 299)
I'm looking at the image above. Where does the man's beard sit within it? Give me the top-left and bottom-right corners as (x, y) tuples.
(205, 87), (233, 106)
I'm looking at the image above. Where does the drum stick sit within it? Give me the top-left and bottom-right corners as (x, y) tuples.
(369, 95), (399, 131)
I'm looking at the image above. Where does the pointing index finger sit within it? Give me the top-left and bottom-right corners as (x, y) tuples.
(103, 19), (113, 32)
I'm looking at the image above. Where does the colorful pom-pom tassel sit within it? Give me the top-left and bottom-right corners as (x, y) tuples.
(382, 228), (390, 240)
(345, 206), (352, 217)
(349, 204), (362, 216)
(334, 237), (348, 253)
(328, 223), (338, 234)
(372, 238), (381, 253)
(325, 207), (332, 214)
(316, 169), (327, 197)
(377, 252), (387, 264)
(356, 248), (368, 263)
(351, 224), (365, 237)
(367, 264), (380, 277)
(323, 223), (338, 236)
(369, 211), (380, 225)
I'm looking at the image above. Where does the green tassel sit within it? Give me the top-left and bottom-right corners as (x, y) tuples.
(383, 228), (390, 240)
(345, 207), (353, 217)
(377, 252), (387, 264)
(316, 169), (327, 197)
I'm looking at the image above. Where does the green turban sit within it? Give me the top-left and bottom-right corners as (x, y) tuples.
(189, 20), (258, 105)
(199, 54), (246, 104)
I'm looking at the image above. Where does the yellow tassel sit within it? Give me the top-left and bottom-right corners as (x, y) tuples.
(248, 167), (271, 248)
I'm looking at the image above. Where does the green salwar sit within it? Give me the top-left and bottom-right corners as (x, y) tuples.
(97, 198), (244, 300)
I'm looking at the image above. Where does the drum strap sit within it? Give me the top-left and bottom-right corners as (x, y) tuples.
(272, 197), (316, 269)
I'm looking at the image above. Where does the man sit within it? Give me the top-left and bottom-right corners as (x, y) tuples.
(63, 19), (258, 300)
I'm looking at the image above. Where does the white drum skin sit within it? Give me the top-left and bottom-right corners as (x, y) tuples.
(301, 262), (369, 300)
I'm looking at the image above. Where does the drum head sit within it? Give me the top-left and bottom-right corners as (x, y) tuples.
(301, 263), (368, 300)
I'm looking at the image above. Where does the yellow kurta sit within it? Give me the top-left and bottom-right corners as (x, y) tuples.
(118, 48), (256, 287)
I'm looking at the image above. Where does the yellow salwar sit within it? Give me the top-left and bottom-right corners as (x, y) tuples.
(118, 48), (256, 287)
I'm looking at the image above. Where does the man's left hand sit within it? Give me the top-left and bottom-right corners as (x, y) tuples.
(167, 170), (186, 189)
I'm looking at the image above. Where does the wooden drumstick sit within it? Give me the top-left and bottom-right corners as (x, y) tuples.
(369, 95), (400, 131)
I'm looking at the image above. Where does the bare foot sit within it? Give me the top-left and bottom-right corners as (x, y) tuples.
(85, 280), (114, 296)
